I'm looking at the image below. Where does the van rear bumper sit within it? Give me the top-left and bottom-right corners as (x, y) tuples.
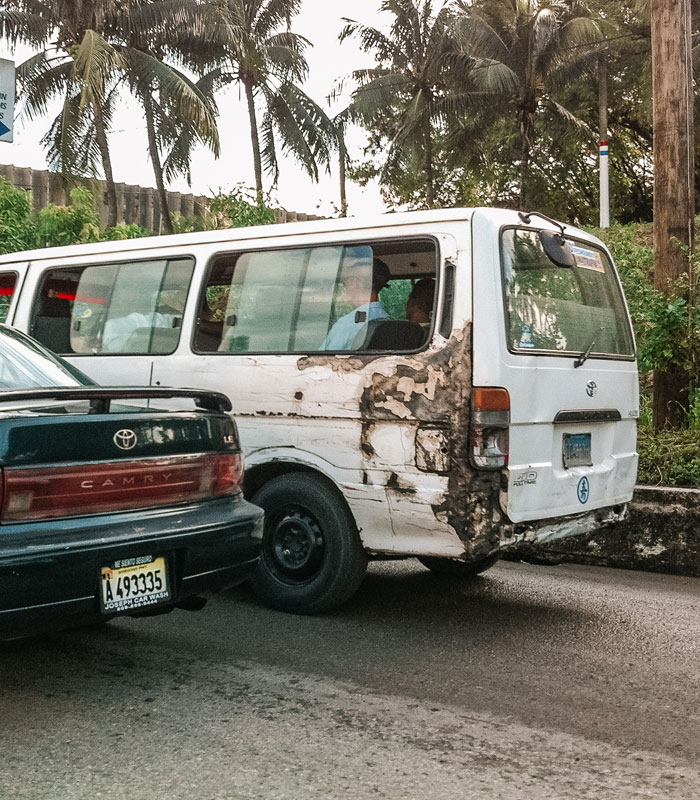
(501, 503), (629, 548)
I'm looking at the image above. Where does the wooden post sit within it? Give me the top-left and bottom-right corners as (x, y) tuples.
(181, 193), (195, 220)
(32, 170), (50, 212)
(651, 0), (695, 427)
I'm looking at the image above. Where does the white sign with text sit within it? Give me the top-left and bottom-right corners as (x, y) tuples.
(0, 58), (15, 142)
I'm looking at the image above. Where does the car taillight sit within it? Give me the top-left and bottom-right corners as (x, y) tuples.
(0, 452), (243, 523)
(470, 388), (510, 470)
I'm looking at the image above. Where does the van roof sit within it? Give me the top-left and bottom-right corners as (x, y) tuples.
(0, 206), (597, 264)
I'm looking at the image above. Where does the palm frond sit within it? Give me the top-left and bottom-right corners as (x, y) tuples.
(72, 29), (124, 107)
(16, 52), (72, 120)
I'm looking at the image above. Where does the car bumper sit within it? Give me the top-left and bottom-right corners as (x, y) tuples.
(0, 496), (263, 640)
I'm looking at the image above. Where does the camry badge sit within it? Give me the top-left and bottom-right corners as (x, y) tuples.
(113, 429), (138, 450)
(586, 380), (597, 398)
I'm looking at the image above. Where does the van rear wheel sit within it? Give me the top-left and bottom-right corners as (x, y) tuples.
(249, 473), (367, 614)
(418, 552), (501, 576)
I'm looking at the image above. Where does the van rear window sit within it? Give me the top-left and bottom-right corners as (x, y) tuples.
(501, 229), (635, 358)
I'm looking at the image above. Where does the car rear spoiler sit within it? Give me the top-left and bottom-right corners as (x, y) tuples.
(0, 386), (232, 413)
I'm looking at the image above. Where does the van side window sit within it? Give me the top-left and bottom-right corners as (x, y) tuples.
(31, 258), (194, 355)
(195, 239), (437, 354)
(0, 272), (18, 323)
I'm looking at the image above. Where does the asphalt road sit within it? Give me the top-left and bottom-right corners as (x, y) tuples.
(2, 559), (700, 800)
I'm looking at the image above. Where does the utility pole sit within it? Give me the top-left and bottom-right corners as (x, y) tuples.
(599, 51), (609, 229)
(651, 0), (695, 428)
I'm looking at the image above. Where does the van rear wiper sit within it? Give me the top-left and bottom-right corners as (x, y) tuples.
(574, 329), (603, 368)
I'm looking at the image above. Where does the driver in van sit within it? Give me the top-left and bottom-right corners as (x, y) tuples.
(322, 257), (390, 350)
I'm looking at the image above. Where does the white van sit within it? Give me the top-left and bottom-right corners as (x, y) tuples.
(0, 208), (638, 612)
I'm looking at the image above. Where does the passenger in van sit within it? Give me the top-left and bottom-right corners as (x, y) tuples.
(406, 277), (435, 327)
(322, 257), (390, 350)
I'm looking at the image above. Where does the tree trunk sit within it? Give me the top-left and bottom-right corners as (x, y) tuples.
(519, 115), (530, 211)
(338, 137), (348, 217)
(424, 113), (434, 208)
(92, 97), (118, 228)
(244, 79), (263, 203)
(143, 88), (174, 235)
(651, 0), (695, 428)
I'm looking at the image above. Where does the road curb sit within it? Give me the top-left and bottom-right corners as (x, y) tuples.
(503, 486), (700, 576)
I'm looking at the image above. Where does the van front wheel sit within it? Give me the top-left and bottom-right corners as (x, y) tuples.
(249, 473), (367, 614)
(417, 552), (500, 576)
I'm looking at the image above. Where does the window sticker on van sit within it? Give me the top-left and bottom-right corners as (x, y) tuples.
(570, 245), (606, 273)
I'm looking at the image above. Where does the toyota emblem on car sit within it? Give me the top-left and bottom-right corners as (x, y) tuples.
(586, 380), (597, 397)
(113, 429), (138, 450)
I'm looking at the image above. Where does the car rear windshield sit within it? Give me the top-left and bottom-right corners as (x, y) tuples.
(0, 328), (82, 389)
(501, 228), (635, 358)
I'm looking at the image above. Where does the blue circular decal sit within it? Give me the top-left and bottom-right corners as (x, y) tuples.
(577, 476), (590, 504)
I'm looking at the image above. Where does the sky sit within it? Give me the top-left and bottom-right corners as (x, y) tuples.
(0, 0), (395, 218)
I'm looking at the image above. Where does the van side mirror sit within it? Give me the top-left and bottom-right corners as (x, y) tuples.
(539, 230), (575, 268)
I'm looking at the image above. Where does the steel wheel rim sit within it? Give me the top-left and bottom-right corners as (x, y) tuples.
(265, 506), (325, 583)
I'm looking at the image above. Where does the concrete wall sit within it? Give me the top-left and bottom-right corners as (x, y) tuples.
(0, 164), (323, 230)
(506, 486), (700, 577)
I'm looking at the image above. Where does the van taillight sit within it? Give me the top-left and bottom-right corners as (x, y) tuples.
(470, 388), (510, 470)
(0, 452), (243, 523)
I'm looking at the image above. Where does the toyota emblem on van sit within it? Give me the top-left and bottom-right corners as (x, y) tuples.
(113, 429), (137, 450)
(586, 381), (597, 397)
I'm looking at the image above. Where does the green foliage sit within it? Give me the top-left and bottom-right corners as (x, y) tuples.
(0, 178), (35, 254)
(102, 222), (152, 240)
(33, 187), (101, 248)
(209, 189), (276, 229)
(637, 425), (700, 486)
(380, 280), (412, 320)
(592, 224), (700, 380)
(592, 223), (700, 485)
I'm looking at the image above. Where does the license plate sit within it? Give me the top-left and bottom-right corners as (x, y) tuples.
(562, 432), (592, 468)
(100, 556), (170, 614)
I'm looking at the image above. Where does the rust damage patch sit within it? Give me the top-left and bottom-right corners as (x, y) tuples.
(386, 471), (417, 496)
(358, 324), (511, 559)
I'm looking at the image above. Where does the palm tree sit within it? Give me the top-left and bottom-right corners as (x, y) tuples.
(121, 2), (221, 234)
(198, 0), (334, 202)
(0, 1), (138, 227)
(0, 1), (222, 232)
(453, 0), (602, 209)
(341, 0), (472, 209)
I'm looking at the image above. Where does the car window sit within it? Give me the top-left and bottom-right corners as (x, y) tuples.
(30, 258), (194, 355)
(0, 327), (83, 389)
(0, 272), (18, 323)
(195, 240), (437, 354)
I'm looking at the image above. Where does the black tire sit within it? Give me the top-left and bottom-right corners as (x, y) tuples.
(249, 473), (368, 614)
(417, 552), (501, 576)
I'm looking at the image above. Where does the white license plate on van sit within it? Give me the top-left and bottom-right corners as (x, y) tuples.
(562, 433), (592, 468)
(99, 556), (170, 614)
